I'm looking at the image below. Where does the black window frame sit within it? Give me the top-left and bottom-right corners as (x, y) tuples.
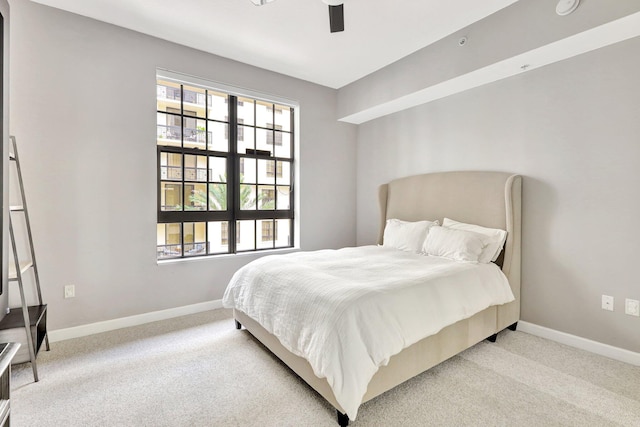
(157, 78), (295, 260)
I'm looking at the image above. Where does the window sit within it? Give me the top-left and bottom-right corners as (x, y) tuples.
(219, 221), (241, 246)
(261, 220), (275, 242)
(157, 75), (295, 259)
(266, 123), (283, 146)
(265, 160), (283, 179)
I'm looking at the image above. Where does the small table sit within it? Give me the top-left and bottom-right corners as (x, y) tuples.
(0, 343), (20, 426)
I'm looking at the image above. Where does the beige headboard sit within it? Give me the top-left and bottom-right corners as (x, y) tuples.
(377, 171), (522, 328)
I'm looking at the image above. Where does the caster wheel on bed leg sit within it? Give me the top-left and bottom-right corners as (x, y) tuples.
(235, 320), (242, 330)
(507, 321), (518, 331)
(337, 410), (349, 427)
(486, 333), (497, 343)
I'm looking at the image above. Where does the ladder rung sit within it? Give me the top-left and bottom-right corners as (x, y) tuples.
(8, 261), (33, 281)
(10, 205), (24, 212)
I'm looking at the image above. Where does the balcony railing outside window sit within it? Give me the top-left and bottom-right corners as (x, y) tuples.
(184, 166), (207, 182)
(157, 124), (182, 141)
(157, 242), (207, 259)
(160, 165), (182, 180)
(157, 85), (181, 101)
(158, 84), (222, 110)
(184, 128), (210, 144)
(157, 124), (211, 147)
(160, 204), (181, 211)
(157, 243), (182, 258)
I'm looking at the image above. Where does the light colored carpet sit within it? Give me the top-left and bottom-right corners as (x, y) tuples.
(11, 309), (640, 426)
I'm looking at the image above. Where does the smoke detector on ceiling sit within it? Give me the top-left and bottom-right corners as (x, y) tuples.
(556, 0), (579, 16)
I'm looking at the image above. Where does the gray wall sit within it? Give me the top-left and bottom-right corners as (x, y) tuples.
(355, 35), (640, 353)
(8, 0), (357, 330)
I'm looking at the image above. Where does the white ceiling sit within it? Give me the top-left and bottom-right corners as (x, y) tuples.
(29, 0), (519, 89)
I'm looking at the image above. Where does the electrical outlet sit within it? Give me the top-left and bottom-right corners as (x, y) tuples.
(601, 295), (614, 311)
(64, 285), (75, 299)
(625, 299), (640, 317)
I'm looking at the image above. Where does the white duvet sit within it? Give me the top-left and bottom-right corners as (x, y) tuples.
(222, 245), (514, 419)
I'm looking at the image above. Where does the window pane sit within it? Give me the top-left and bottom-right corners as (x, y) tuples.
(208, 183), (227, 211)
(237, 97), (255, 126)
(272, 129), (283, 146)
(237, 125), (254, 154)
(161, 183), (182, 211)
(258, 159), (275, 184)
(236, 220), (256, 251)
(240, 158), (256, 184)
(208, 221), (229, 254)
(255, 101), (273, 128)
(208, 90), (229, 121)
(156, 80), (181, 113)
(275, 219), (291, 248)
(258, 219), (274, 249)
(256, 128), (273, 155)
(184, 183), (207, 211)
(157, 112), (181, 147)
(277, 186), (291, 210)
(274, 132), (291, 159)
(209, 157), (226, 182)
(208, 121), (228, 152)
(274, 105), (291, 132)
(184, 155), (207, 182)
(184, 222), (207, 257)
(157, 223), (182, 259)
(258, 186), (275, 210)
(182, 85), (206, 118)
(160, 152), (182, 181)
(276, 161), (290, 186)
(240, 185), (257, 210)
(183, 118), (207, 150)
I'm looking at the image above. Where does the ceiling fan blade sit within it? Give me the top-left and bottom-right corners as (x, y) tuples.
(328, 4), (344, 33)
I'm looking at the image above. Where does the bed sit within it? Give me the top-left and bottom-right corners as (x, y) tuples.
(223, 171), (522, 426)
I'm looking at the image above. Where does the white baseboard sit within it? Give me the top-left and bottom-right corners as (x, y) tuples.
(48, 300), (224, 343)
(518, 321), (640, 366)
(48, 308), (640, 367)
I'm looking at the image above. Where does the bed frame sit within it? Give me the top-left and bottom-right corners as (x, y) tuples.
(233, 171), (522, 426)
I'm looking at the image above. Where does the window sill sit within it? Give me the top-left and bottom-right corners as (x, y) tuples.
(156, 246), (300, 265)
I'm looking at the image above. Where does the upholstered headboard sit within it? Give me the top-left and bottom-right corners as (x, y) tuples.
(377, 171), (522, 329)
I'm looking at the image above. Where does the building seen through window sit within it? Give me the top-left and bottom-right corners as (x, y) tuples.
(156, 76), (295, 259)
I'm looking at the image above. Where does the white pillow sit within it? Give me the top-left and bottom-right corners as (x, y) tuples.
(422, 226), (486, 263)
(442, 218), (507, 263)
(383, 219), (438, 253)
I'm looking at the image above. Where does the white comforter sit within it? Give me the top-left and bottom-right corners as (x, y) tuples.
(222, 246), (514, 419)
